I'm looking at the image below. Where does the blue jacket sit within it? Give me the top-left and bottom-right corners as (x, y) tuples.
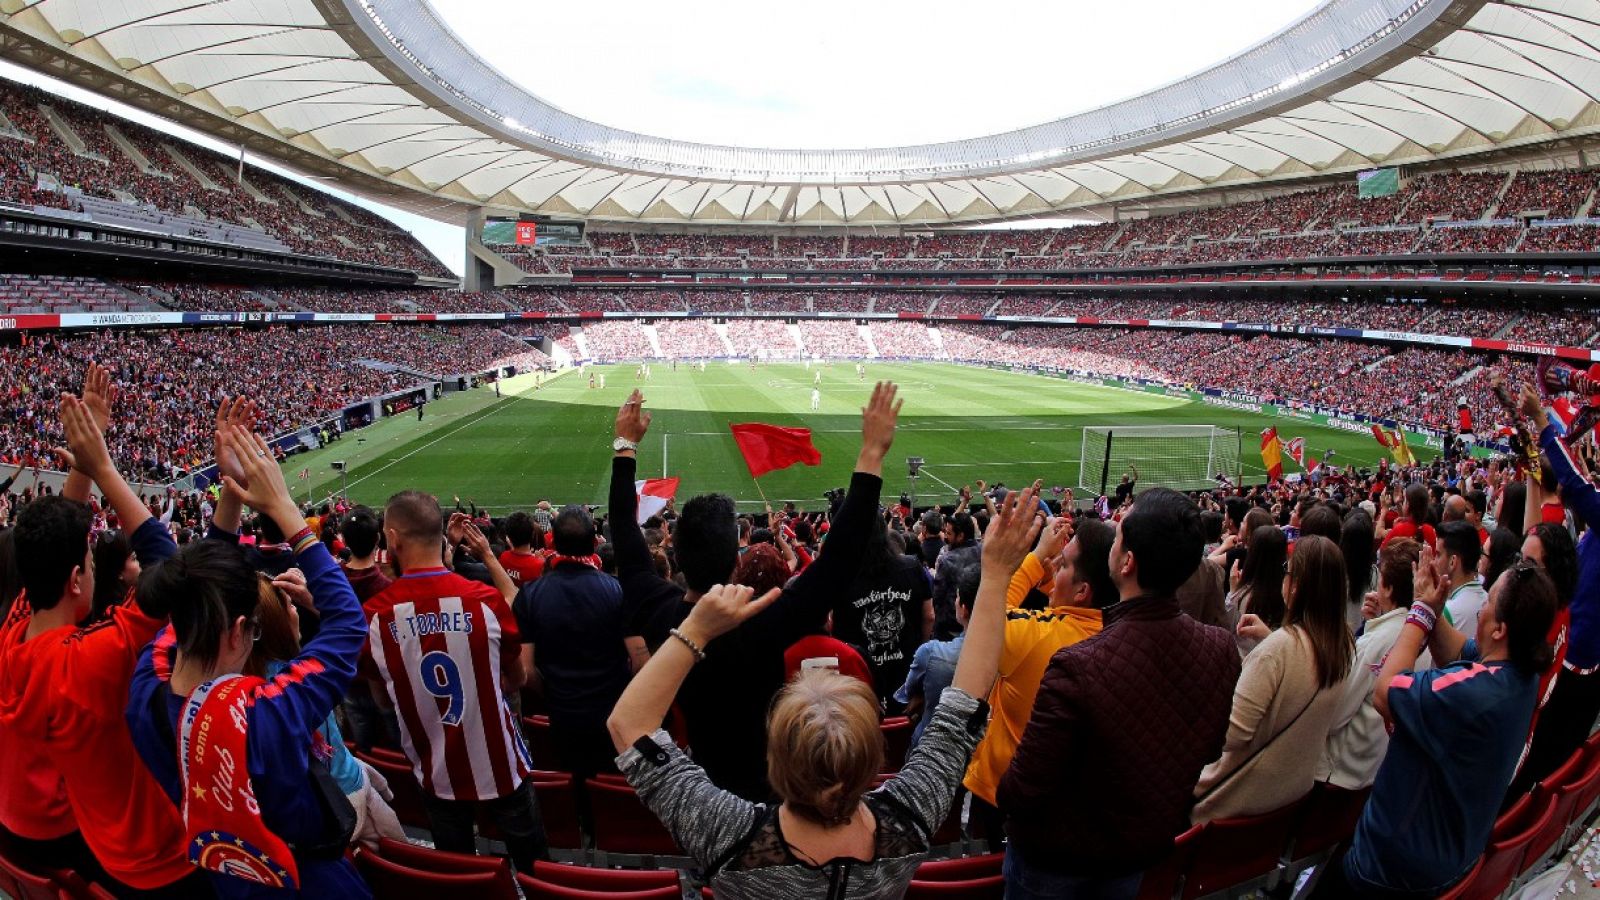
(126, 537), (370, 900)
(1539, 424), (1600, 669)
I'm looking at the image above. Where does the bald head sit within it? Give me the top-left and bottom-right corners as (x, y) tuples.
(1442, 494), (1470, 523)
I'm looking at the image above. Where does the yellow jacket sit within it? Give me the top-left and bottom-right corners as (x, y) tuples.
(964, 552), (1104, 806)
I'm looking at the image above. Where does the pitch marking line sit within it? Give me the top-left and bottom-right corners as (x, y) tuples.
(316, 389), (543, 502)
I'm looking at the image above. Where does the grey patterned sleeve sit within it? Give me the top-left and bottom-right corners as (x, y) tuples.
(617, 730), (761, 866)
(879, 687), (985, 838)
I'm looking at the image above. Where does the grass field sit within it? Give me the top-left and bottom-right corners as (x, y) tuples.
(281, 362), (1421, 513)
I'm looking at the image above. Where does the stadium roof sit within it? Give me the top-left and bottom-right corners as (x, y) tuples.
(1, 0), (1598, 227)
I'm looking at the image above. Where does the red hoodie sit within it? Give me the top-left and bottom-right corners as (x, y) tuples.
(0, 601), (191, 888)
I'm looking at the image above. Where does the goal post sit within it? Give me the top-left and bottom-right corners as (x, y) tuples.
(1078, 425), (1241, 495)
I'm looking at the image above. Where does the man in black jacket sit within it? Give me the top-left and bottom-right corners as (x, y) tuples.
(607, 383), (901, 801)
(998, 488), (1239, 899)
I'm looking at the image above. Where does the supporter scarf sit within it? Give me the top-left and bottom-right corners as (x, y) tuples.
(180, 674), (299, 889)
(548, 553), (603, 570)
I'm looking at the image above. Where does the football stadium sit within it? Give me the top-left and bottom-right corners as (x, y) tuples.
(5, 0), (1600, 896)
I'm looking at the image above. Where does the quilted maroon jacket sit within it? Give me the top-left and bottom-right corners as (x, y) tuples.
(997, 594), (1241, 876)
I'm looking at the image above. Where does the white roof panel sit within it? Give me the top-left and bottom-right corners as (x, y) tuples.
(1, 0), (1598, 225)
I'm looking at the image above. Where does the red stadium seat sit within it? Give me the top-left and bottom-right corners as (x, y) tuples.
(1136, 823), (1201, 900)
(881, 717), (912, 772)
(374, 837), (514, 889)
(354, 748), (431, 830)
(522, 715), (563, 771)
(531, 772), (586, 850)
(585, 778), (681, 855)
(914, 852), (1003, 881)
(512, 874), (682, 899)
(1179, 799), (1304, 899)
(905, 875), (1003, 898)
(1493, 792), (1535, 841)
(1436, 857), (1483, 900)
(1466, 796), (1553, 900)
(1285, 783), (1370, 875)
(1525, 756), (1596, 871)
(529, 862), (678, 891)
(355, 851), (515, 900)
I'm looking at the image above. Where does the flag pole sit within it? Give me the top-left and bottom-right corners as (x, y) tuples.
(750, 473), (770, 510)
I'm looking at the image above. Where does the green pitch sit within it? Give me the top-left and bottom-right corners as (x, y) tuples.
(283, 362), (1419, 513)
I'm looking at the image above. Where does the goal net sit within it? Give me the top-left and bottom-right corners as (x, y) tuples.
(1078, 425), (1240, 495)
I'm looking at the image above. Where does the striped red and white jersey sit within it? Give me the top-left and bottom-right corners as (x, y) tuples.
(365, 569), (532, 801)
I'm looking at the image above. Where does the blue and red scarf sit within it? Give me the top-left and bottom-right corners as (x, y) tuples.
(179, 674), (299, 889)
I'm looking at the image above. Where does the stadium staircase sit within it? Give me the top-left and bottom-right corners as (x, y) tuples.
(102, 124), (167, 176)
(928, 326), (948, 357)
(1452, 365), (1486, 387)
(571, 328), (591, 360)
(859, 324), (879, 358)
(711, 323), (737, 356)
(1491, 317), (1522, 339)
(1483, 170), (1519, 220)
(642, 324), (664, 357)
(160, 143), (226, 193)
(35, 104), (98, 160)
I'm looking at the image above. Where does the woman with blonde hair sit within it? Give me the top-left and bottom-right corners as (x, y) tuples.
(1194, 535), (1355, 823)
(607, 485), (1042, 898)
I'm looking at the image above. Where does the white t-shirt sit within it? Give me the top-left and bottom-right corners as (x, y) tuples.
(1444, 579), (1490, 631)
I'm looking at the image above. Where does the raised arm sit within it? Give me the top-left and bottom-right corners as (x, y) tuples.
(206, 398), (257, 536)
(1524, 385), (1600, 526)
(954, 483), (1043, 699)
(222, 425), (361, 736)
(609, 390), (658, 580)
(60, 363), (115, 503)
(455, 514), (515, 603)
(61, 394), (172, 566)
(608, 584), (779, 753)
(746, 382), (899, 648)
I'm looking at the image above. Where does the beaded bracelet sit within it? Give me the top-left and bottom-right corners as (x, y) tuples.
(668, 627), (707, 662)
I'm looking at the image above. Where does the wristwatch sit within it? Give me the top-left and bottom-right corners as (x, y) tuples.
(613, 437), (639, 453)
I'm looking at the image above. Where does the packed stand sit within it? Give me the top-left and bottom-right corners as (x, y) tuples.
(0, 78), (452, 277)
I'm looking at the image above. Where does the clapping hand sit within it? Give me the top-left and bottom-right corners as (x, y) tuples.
(1033, 515), (1072, 562)
(214, 397), (258, 492)
(59, 395), (113, 480)
(218, 425), (299, 526)
(1412, 544), (1447, 612)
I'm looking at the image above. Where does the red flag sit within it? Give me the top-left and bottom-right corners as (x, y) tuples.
(729, 423), (822, 478)
(1285, 437), (1305, 469)
(634, 477), (679, 524)
(1371, 425), (1396, 449)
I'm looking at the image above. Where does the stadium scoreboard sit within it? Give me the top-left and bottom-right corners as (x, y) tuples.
(480, 215), (584, 246)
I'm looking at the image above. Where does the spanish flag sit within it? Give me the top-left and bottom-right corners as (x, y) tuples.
(1260, 427), (1284, 481)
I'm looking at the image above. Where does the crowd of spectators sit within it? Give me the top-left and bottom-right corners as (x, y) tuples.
(0, 78), (453, 277)
(5, 304), (1600, 899)
(797, 320), (871, 357)
(576, 321), (653, 360)
(0, 324), (541, 480)
(868, 320), (941, 357)
(653, 320), (726, 358)
(724, 318), (800, 357)
(505, 171), (1597, 281)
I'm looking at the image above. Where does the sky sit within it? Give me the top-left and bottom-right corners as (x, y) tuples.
(0, 0), (1321, 273)
(436, 0), (1322, 149)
